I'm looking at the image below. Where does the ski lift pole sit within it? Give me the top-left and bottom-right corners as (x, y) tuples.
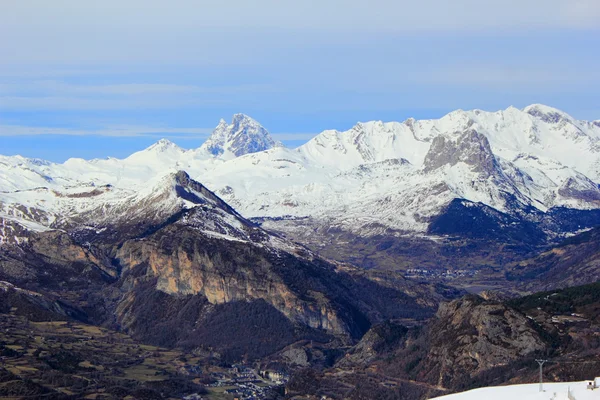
(536, 359), (548, 392)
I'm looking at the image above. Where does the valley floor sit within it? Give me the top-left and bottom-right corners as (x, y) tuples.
(0, 312), (284, 399)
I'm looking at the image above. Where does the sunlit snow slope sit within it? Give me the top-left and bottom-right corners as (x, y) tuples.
(431, 381), (599, 400)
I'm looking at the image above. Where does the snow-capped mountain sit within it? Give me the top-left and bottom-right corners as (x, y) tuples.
(199, 113), (282, 159)
(1, 105), (600, 246)
(198, 105), (600, 236)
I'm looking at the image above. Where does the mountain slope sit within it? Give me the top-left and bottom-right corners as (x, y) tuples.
(507, 226), (600, 291)
(109, 175), (434, 342)
(0, 171), (441, 362)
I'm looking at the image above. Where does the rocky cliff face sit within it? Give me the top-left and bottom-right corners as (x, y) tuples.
(341, 295), (546, 385)
(336, 321), (409, 367)
(285, 293), (552, 399)
(421, 295), (545, 387)
(66, 172), (430, 344)
(115, 226), (349, 335)
(113, 210), (432, 342)
(286, 280), (600, 399)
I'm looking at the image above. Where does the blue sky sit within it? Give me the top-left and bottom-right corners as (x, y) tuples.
(1, 0), (599, 162)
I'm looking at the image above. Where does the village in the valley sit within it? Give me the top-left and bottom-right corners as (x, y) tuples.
(185, 364), (288, 400)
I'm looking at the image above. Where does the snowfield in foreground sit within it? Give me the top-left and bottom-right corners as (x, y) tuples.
(431, 381), (600, 400)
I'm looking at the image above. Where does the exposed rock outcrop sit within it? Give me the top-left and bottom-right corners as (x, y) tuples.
(419, 295), (545, 387)
(116, 229), (350, 335)
(423, 129), (499, 176)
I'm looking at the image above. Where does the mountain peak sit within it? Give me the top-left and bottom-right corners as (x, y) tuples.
(124, 138), (185, 163)
(231, 113), (256, 124)
(523, 104), (572, 123)
(200, 114), (281, 158)
(146, 138), (183, 152)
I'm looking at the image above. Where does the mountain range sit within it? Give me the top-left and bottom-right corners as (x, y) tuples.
(2, 105), (600, 251)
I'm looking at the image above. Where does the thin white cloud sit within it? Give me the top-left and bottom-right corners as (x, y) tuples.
(0, 67), (118, 79)
(0, 96), (231, 111)
(0, 124), (320, 143)
(0, 81), (278, 110)
(0, 81), (276, 96)
(39, 82), (202, 96)
(2, 61), (595, 112)
(53, 81), (272, 96)
(0, 125), (213, 138)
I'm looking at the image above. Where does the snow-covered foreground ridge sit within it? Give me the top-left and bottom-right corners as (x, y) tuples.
(430, 381), (599, 400)
(2, 105), (600, 242)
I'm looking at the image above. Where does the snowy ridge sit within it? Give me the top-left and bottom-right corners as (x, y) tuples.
(200, 106), (600, 234)
(1, 105), (600, 241)
(0, 212), (53, 246)
(0, 167), (309, 257)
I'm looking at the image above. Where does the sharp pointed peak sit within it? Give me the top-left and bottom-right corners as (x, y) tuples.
(232, 113), (255, 121)
(212, 113), (263, 131)
(200, 114), (279, 158)
(230, 113), (263, 130)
